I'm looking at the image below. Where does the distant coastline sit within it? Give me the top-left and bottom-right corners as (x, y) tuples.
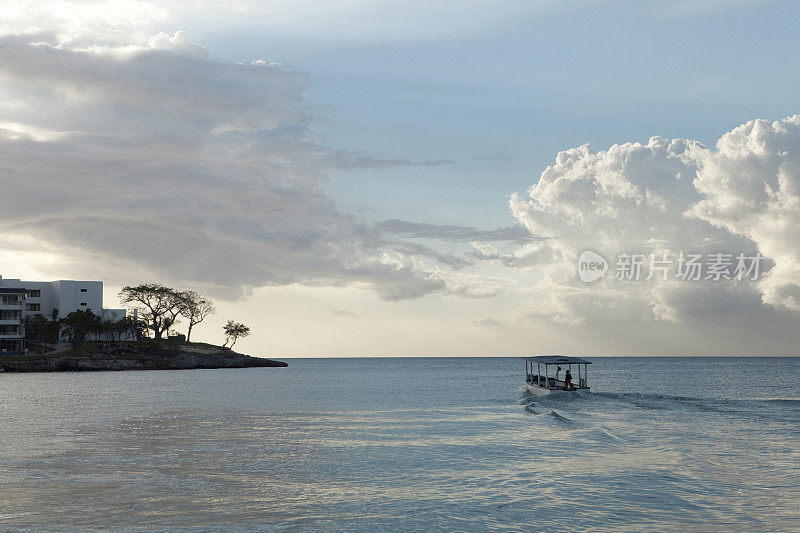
(0, 341), (287, 372)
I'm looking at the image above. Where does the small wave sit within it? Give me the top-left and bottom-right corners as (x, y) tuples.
(593, 392), (723, 412)
(589, 426), (627, 443)
(590, 392), (800, 419)
(763, 398), (800, 405)
(548, 410), (571, 421)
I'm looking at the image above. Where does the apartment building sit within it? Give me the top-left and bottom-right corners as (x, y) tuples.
(0, 287), (26, 355)
(0, 276), (127, 353)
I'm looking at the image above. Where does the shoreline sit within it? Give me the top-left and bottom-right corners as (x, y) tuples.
(0, 344), (288, 373)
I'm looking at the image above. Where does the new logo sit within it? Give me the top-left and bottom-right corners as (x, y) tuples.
(578, 250), (608, 283)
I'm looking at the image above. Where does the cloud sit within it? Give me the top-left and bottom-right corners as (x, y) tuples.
(441, 272), (511, 299)
(389, 243), (473, 270)
(378, 219), (534, 243)
(0, 1), (170, 46)
(469, 240), (560, 267)
(0, 0), (567, 46)
(0, 0), (773, 52)
(508, 117), (800, 339)
(331, 308), (361, 319)
(147, 30), (212, 59)
(473, 317), (508, 329)
(0, 31), (458, 300)
(689, 117), (800, 311)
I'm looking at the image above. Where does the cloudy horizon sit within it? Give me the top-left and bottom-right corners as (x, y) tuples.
(2, 1), (800, 356)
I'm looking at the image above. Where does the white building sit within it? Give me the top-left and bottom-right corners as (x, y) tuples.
(0, 275), (127, 352)
(0, 287), (26, 355)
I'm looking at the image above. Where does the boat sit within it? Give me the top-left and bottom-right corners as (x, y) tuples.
(524, 356), (591, 395)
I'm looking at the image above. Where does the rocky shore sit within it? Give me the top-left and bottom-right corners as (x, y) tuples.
(0, 345), (288, 372)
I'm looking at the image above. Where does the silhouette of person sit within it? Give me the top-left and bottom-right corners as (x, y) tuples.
(564, 369), (573, 390)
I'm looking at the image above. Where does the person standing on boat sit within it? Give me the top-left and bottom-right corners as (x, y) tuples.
(564, 369), (573, 391)
(554, 366), (561, 381)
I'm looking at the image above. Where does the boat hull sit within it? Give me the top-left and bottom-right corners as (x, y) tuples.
(525, 383), (589, 395)
(525, 383), (552, 396)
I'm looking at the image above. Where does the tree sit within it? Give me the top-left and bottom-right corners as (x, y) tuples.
(95, 313), (112, 344)
(96, 312), (128, 344)
(222, 320), (250, 349)
(61, 309), (101, 349)
(179, 291), (215, 342)
(24, 313), (48, 343)
(119, 284), (187, 340)
(42, 316), (61, 347)
(24, 314), (50, 355)
(115, 315), (145, 344)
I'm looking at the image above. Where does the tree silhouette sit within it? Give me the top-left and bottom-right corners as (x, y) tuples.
(179, 291), (215, 342)
(119, 284), (187, 340)
(222, 321), (250, 349)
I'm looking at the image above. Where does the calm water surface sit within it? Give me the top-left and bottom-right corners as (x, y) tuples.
(1, 357), (799, 531)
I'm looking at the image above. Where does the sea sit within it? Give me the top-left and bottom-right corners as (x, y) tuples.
(1, 357), (799, 532)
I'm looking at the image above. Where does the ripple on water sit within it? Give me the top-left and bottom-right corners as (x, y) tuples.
(0, 357), (799, 531)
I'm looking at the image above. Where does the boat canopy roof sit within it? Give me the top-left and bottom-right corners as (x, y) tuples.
(524, 356), (592, 365)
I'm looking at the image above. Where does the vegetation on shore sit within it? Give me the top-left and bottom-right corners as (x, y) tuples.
(14, 339), (232, 361)
(9, 282), (272, 372)
(0, 338), (287, 372)
(118, 284), (215, 341)
(24, 283), (251, 353)
(222, 321), (250, 349)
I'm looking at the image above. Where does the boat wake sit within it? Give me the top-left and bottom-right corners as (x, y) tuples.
(547, 410), (571, 422)
(520, 389), (800, 424)
(593, 392), (721, 412)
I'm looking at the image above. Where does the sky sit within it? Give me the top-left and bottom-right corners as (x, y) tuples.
(2, 0), (800, 356)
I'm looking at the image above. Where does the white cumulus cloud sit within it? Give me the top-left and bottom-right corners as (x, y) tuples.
(508, 117), (800, 349)
(690, 117), (800, 311)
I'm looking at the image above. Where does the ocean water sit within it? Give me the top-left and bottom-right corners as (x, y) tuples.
(1, 357), (799, 532)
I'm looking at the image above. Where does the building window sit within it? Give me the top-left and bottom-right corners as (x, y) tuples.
(2, 339), (24, 352)
(26, 303), (41, 312)
(27, 290), (41, 298)
(80, 288), (87, 293)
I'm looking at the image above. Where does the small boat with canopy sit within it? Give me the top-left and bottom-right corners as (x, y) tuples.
(524, 356), (591, 395)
